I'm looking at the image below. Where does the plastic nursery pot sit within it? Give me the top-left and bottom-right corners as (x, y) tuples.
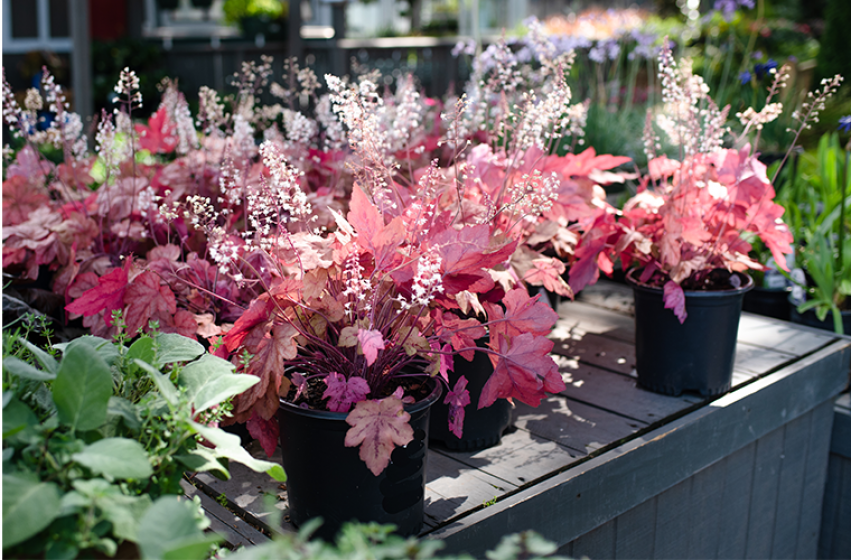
(789, 301), (851, 334)
(278, 378), (441, 541)
(429, 347), (512, 451)
(627, 269), (754, 397)
(742, 286), (791, 321)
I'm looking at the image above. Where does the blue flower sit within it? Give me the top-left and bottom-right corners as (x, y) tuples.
(739, 70), (752, 85)
(839, 116), (851, 133)
(753, 59), (777, 81)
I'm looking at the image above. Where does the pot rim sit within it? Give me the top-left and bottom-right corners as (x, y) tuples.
(626, 268), (754, 298)
(279, 376), (443, 420)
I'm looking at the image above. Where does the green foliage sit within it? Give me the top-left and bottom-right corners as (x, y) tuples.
(226, 520), (570, 560)
(816, 0), (851, 88)
(774, 132), (851, 333)
(2, 326), (284, 558)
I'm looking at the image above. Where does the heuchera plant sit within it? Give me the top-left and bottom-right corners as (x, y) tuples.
(576, 41), (794, 322)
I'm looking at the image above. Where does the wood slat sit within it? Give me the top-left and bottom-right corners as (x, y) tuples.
(557, 300), (635, 343)
(771, 412), (811, 558)
(549, 330), (636, 376)
(685, 461), (725, 559)
(512, 396), (646, 456)
(831, 400), (851, 458)
(745, 427), (784, 559)
(818, 454), (843, 560)
(615, 498), (656, 559)
(796, 400), (836, 559)
(830, 459), (851, 558)
(553, 357), (701, 423)
(738, 314), (834, 356)
(434, 426), (579, 487)
(182, 479), (270, 548)
(569, 519), (616, 559)
(653, 478), (693, 559)
(716, 443), (756, 559)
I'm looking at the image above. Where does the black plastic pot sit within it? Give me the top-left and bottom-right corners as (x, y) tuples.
(628, 270), (754, 397)
(278, 379), (441, 540)
(429, 348), (512, 451)
(789, 303), (851, 334)
(742, 286), (791, 321)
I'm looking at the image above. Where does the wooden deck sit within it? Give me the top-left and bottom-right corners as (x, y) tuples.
(186, 280), (851, 558)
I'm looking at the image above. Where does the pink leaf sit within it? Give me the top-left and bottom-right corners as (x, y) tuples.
(663, 281), (687, 324)
(134, 106), (178, 154)
(247, 411), (280, 457)
(480, 333), (563, 409)
(65, 263), (129, 326)
(444, 376), (471, 438)
(323, 372), (371, 413)
(123, 271), (177, 335)
(292, 373), (308, 401)
(344, 397), (413, 476)
(357, 329), (386, 366)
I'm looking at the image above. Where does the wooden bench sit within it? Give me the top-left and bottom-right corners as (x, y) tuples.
(187, 280), (851, 558)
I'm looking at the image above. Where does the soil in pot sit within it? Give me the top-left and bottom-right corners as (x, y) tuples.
(628, 269), (754, 397)
(429, 347), (512, 451)
(278, 378), (441, 541)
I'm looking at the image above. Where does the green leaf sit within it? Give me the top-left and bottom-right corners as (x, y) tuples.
(175, 447), (230, 480)
(72, 438), (153, 480)
(2, 475), (61, 548)
(155, 333), (204, 367)
(2, 398), (38, 439)
(3, 356), (55, 381)
(190, 422), (286, 482)
(55, 336), (120, 366)
(20, 339), (58, 375)
(127, 336), (156, 367)
(134, 359), (179, 406)
(100, 494), (152, 542)
(107, 397), (141, 432)
(53, 343), (113, 431)
(180, 354), (259, 414)
(136, 497), (220, 560)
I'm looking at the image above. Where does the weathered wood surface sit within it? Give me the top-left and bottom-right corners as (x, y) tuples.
(819, 393), (851, 559)
(192, 280), (851, 557)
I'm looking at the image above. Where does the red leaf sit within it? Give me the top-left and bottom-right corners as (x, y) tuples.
(488, 288), (558, 340)
(523, 258), (572, 296)
(123, 271), (177, 334)
(432, 224), (517, 294)
(444, 376), (471, 438)
(480, 333), (563, 409)
(134, 107), (178, 154)
(434, 309), (486, 361)
(323, 372), (371, 412)
(65, 263), (129, 326)
(357, 329), (386, 366)
(344, 397), (413, 476)
(247, 411), (280, 457)
(663, 281), (687, 324)
(2, 175), (50, 226)
(224, 296), (274, 352)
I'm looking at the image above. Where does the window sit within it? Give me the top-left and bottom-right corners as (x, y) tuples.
(3, 0), (73, 53)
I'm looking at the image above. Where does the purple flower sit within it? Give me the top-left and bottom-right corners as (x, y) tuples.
(713, 0), (754, 20)
(839, 116), (851, 133)
(753, 59), (777, 80)
(739, 70), (752, 85)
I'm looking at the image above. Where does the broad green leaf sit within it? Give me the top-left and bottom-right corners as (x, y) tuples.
(100, 494), (152, 542)
(72, 438), (153, 480)
(134, 359), (179, 406)
(191, 422), (286, 482)
(107, 397), (141, 432)
(59, 490), (91, 516)
(53, 343), (112, 431)
(180, 355), (258, 413)
(161, 537), (222, 560)
(20, 340), (58, 375)
(2, 474), (61, 548)
(3, 356), (55, 381)
(175, 447), (230, 480)
(155, 333), (204, 367)
(136, 497), (219, 560)
(2, 398), (38, 439)
(127, 337), (156, 367)
(55, 336), (120, 366)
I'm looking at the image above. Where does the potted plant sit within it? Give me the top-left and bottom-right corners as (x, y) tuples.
(575, 42), (796, 397)
(777, 129), (851, 334)
(2, 321), (284, 559)
(223, 0), (288, 40)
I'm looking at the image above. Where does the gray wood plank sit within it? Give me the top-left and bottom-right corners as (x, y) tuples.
(653, 478), (692, 559)
(745, 427), (784, 559)
(738, 313), (834, 356)
(570, 519), (616, 560)
(830, 458), (851, 559)
(512, 396), (646, 456)
(577, 280), (636, 315)
(686, 461), (725, 559)
(796, 400), (836, 559)
(431, 341), (850, 557)
(733, 342), (797, 377)
(717, 443), (756, 559)
(818, 454), (842, 560)
(557, 300), (636, 343)
(553, 356), (701, 424)
(424, 449), (517, 524)
(435, 426), (579, 487)
(771, 412), (812, 558)
(836, 392), (851, 412)
(831, 403), (851, 459)
(549, 330), (636, 376)
(182, 479), (270, 547)
(615, 498), (656, 560)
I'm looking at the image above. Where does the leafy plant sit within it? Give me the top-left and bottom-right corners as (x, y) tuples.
(2, 327), (284, 559)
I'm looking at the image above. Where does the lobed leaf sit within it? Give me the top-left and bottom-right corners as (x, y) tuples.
(344, 397), (413, 476)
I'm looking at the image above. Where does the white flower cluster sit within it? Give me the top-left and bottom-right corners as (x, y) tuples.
(342, 251), (372, 313)
(386, 75), (424, 152)
(737, 102), (783, 131)
(506, 171), (560, 219)
(409, 248), (444, 308)
(114, 67), (142, 108)
(315, 94), (347, 150)
(791, 74), (843, 131)
(197, 86), (226, 134)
